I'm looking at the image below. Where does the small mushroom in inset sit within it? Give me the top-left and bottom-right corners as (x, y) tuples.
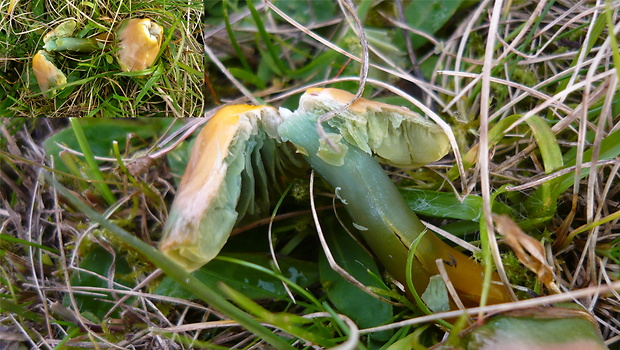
(43, 20), (100, 52)
(43, 20), (77, 44)
(32, 50), (67, 98)
(116, 18), (164, 72)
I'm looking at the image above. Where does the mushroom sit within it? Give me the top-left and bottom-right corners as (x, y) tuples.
(160, 88), (509, 306)
(278, 88), (510, 305)
(159, 105), (305, 271)
(42, 19), (101, 52)
(297, 88), (451, 167)
(116, 18), (163, 72)
(32, 50), (67, 98)
(43, 20), (77, 45)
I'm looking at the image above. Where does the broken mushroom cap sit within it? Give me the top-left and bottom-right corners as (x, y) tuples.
(116, 18), (163, 72)
(42, 20), (106, 52)
(43, 20), (78, 46)
(298, 88), (451, 168)
(159, 105), (288, 272)
(32, 50), (67, 98)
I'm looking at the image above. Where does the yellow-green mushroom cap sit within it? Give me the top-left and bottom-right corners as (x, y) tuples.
(32, 50), (67, 98)
(299, 88), (451, 168)
(116, 18), (163, 72)
(160, 105), (284, 272)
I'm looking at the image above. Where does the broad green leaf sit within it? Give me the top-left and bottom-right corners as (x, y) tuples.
(318, 223), (393, 340)
(275, 0), (336, 23)
(63, 245), (133, 321)
(445, 305), (608, 350)
(404, 0), (467, 48)
(400, 188), (512, 221)
(385, 331), (426, 350)
(421, 275), (449, 313)
(154, 253), (319, 300)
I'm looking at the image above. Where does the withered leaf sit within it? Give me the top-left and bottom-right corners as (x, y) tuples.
(493, 214), (560, 294)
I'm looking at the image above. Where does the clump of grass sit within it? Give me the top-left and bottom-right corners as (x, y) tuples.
(2, 0), (620, 349)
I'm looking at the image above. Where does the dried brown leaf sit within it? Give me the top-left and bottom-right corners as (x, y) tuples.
(493, 214), (560, 294)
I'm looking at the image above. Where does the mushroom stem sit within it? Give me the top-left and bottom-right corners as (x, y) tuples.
(43, 37), (101, 52)
(278, 110), (511, 306)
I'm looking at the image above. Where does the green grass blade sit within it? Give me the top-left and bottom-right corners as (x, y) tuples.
(524, 115), (563, 219)
(218, 283), (336, 348)
(69, 118), (116, 205)
(246, 0), (288, 75)
(551, 128), (620, 197)
(447, 114), (523, 180)
(0, 234), (60, 254)
(223, 0), (253, 73)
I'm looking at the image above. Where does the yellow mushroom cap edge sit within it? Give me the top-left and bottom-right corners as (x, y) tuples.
(159, 105), (279, 272)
